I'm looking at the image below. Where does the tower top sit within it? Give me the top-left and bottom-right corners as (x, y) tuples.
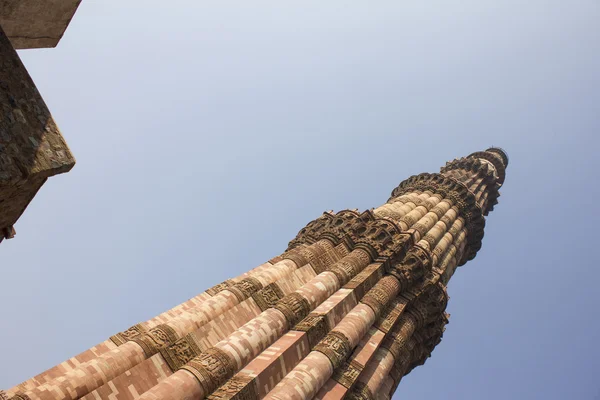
(466, 147), (509, 186)
(486, 147), (509, 167)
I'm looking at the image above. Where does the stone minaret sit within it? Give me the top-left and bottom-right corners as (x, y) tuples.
(3, 148), (508, 400)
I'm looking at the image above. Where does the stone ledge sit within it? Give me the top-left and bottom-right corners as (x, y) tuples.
(0, 0), (81, 49)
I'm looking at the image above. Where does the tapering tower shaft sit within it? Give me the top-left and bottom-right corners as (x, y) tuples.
(4, 148), (507, 400)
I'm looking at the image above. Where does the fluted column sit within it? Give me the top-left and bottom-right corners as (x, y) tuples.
(207, 262), (387, 400)
(135, 250), (373, 400)
(263, 275), (401, 400)
(371, 316), (446, 400)
(10, 258), (292, 394)
(10, 241), (345, 400)
(135, 213), (415, 400)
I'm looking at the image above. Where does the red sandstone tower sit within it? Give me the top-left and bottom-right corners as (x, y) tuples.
(0, 1), (508, 398)
(2, 147), (508, 400)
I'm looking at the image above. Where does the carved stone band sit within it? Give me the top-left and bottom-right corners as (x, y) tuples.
(182, 348), (237, 395)
(287, 210), (361, 251)
(109, 323), (147, 346)
(314, 330), (352, 370)
(274, 292), (311, 328)
(360, 276), (400, 317)
(373, 298), (408, 334)
(206, 280), (235, 296)
(207, 374), (259, 400)
(252, 282), (285, 311)
(294, 314), (329, 348)
(131, 324), (179, 358)
(227, 277), (264, 302)
(346, 382), (375, 400)
(328, 257), (363, 285)
(160, 333), (202, 371)
(332, 359), (364, 389)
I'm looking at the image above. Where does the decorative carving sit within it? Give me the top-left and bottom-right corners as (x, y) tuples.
(318, 209), (362, 245)
(348, 212), (406, 260)
(286, 240), (341, 274)
(294, 315), (329, 348)
(110, 323), (147, 346)
(389, 245), (432, 291)
(344, 262), (379, 291)
(208, 374), (259, 400)
(388, 173), (486, 264)
(268, 255), (284, 264)
(182, 348), (237, 395)
(332, 359), (364, 388)
(288, 208), (416, 271)
(287, 210), (362, 251)
(328, 255), (364, 286)
(3, 149), (506, 400)
(373, 298), (408, 333)
(422, 230), (439, 249)
(486, 147), (509, 166)
(295, 243), (330, 273)
(467, 150), (506, 185)
(160, 333), (202, 371)
(361, 276), (400, 317)
(314, 331), (352, 369)
(252, 282), (285, 311)
(274, 293), (311, 328)
(287, 212), (335, 250)
(227, 277), (264, 302)
(408, 283), (449, 328)
(441, 154), (501, 215)
(384, 313), (448, 386)
(346, 382), (375, 400)
(282, 246), (310, 269)
(381, 314), (417, 360)
(389, 353), (407, 383)
(131, 324), (179, 357)
(207, 280), (235, 296)
(405, 315), (447, 373)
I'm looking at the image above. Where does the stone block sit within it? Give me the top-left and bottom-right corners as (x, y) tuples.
(0, 24), (75, 241)
(0, 0), (81, 49)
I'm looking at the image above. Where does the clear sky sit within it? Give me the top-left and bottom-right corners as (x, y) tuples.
(1, 1), (599, 399)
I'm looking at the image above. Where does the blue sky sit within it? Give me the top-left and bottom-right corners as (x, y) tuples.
(2, 1), (599, 399)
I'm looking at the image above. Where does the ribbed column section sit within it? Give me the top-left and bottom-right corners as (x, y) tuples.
(134, 212), (416, 400)
(10, 241), (345, 400)
(6, 259), (279, 395)
(135, 250), (377, 400)
(263, 275), (403, 400)
(207, 262), (387, 400)
(81, 264), (319, 400)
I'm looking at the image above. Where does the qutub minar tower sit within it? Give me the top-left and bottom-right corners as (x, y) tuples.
(1, 3), (508, 400)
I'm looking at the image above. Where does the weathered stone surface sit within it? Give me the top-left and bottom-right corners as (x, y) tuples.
(0, 24), (75, 242)
(0, 0), (81, 49)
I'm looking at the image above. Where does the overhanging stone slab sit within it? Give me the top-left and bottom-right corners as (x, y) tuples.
(0, 24), (75, 242)
(0, 0), (81, 49)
